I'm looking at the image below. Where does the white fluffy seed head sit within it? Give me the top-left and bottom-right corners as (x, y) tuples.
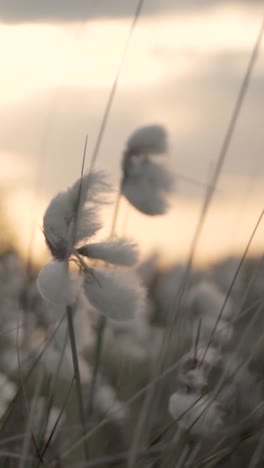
(122, 159), (175, 216)
(43, 191), (74, 258)
(71, 171), (112, 245)
(36, 260), (76, 306)
(43, 171), (111, 258)
(121, 124), (174, 216)
(83, 268), (146, 321)
(168, 392), (223, 437)
(78, 237), (139, 266)
(125, 125), (168, 157)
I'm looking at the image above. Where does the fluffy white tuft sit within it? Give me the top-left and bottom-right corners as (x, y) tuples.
(36, 260), (73, 306)
(43, 171), (111, 258)
(43, 191), (74, 257)
(122, 177), (167, 215)
(122, 159), (175, 215)
(169, 392), (223, 437)
(125, 124), (168, 156)
(121, 124), (174, 216)
(79, 238), (139, 266)
(70, 170), (111, 208)
(178, 345), (222, 392)
(71, 171), (112, 245)
(83, 268), (146, 321)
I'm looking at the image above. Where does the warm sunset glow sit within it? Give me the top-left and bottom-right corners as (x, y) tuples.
(0, 8), (262, 98)
(5, 185), (264, 268)
(1, 3), (263, 266)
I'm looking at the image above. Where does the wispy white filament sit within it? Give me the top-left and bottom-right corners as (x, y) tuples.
(79, 238), (139, 266)
(43, 171), (111, 258)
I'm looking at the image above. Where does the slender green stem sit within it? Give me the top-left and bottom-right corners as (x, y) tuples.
(59, 441), (179, 468)
(87, 316), (107, 417)
(66, 305), (89, 461)
(35, 330), (70, 465)
(39, 377), (75, 463)
(110, 190), (122, 236)
(88, 0), (145, 172)
(81, 0), (144, 436)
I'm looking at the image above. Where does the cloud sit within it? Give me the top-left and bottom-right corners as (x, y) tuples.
(0, 48), (263, 202)
(0, 0), (262, 23)
(0, 11), (260, 99)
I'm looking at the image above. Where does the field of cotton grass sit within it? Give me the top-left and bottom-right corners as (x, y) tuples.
(0, 6), (264, 466)
(0, 116), (264, 468)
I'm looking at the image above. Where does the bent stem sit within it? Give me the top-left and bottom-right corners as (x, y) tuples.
(66, 304), (89, 460)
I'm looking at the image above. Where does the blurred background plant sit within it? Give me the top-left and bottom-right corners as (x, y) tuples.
(1, 184), (264, 466)
(0, 152), (264, 467)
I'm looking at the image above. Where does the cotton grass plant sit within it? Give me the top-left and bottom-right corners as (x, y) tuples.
(35, 167), (147, 461)
(121, 124), (175, 216)
(32, 123), (176, 465)
(0, 13), (263, 468)
(37, 170), (143, 320)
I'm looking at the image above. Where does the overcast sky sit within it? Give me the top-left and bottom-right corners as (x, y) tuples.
(0, 0), (262, 22)
(1, 1), (263, 264)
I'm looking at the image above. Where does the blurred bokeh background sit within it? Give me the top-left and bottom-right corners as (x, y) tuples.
(0, 0), (263, 265)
